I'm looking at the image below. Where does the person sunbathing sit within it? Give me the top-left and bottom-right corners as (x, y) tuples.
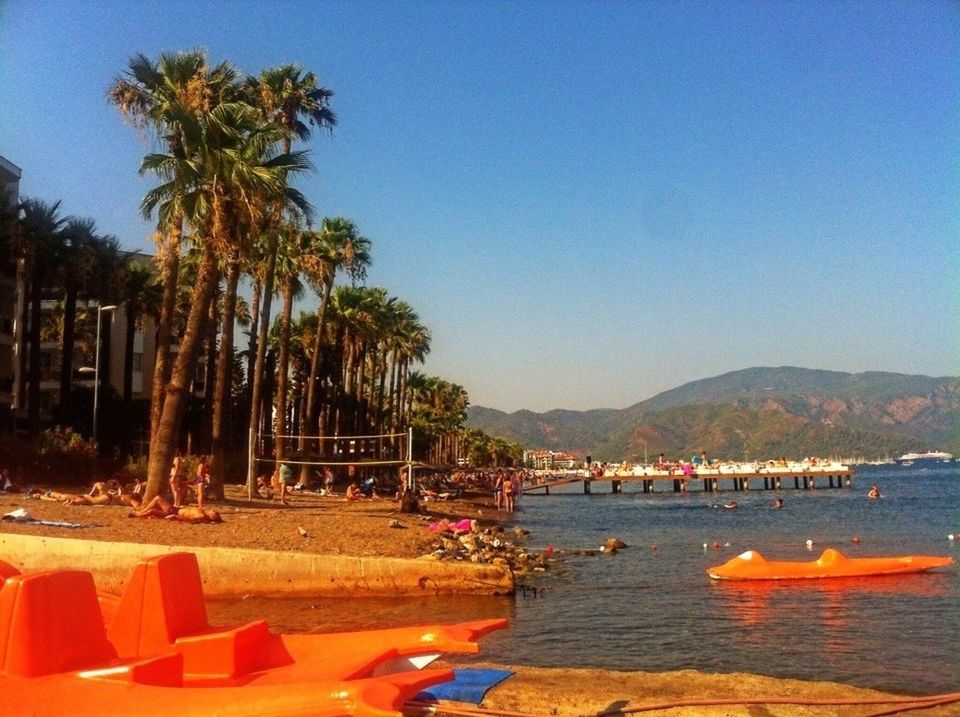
(130, 495), (222, 523)
(64, 481), (143, 508)
(31, 488), (78, 502)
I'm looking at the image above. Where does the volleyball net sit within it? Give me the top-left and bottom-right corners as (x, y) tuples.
(249, 428), (414, 488)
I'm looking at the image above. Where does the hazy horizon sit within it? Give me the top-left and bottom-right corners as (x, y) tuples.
(3, 1), (957, 412)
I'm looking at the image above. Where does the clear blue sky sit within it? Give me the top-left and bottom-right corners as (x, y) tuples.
(1, 1), (957, 411)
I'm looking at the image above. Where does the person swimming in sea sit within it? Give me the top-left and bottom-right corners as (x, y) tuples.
(867, 484), (882, 500)
(773, 497), (784, 509)
(723, 501), (738, 509)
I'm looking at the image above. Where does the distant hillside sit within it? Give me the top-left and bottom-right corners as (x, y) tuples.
(466, 367), (960, 460)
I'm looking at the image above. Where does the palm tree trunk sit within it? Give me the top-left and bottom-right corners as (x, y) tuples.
(150, 220), (182, 444)
(201, 288), (218, 453)
(246, 231), (278, 496)
(303, 275), (332, 434)
(123, 303), (136, 403)
(387, 354), (398, 431)
(145, 243), (218, 500)
(376, 354), (388, 432)
(60, 282), (78, 412)
(211, 251), (240, 499)
(273, 275), (295, 460)
(246, 275), (261, 391)
(27, 270), (43, 433)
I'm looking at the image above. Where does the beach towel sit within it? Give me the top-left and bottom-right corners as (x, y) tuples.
(2, 508), (90, 529)
(414, 668), (514, 704)
(428, 518), (475, 534)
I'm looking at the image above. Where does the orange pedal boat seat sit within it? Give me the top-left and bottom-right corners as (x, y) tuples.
(0, 559), (19, 582)
(107, 552), (509, 684)
(108, 552), (269, 678)
(0, 568), (458, 716)
(0, 569), (182, 686)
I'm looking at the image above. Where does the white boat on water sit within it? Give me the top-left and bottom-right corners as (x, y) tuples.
(895, 451), (956, 465)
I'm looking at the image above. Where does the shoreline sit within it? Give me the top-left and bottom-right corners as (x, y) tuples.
(0, 482), (518, 596)
(459, 664), (959, 716)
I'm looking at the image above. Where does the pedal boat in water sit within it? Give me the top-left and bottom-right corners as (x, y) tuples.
(0, 552), (507, 716)
(708, 548), (955, 581)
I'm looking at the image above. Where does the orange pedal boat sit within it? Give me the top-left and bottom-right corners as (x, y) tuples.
(0, 568), (452, 716)
(0, 552), (509, 716)
(708, 548), (955, 581)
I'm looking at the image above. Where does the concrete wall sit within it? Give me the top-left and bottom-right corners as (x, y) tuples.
(0, 533), (514, 597)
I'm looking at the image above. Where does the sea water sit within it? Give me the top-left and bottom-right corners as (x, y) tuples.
(209, 464), (960, 695)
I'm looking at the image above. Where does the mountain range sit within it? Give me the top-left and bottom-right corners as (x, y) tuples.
(466, 367), (960, 461)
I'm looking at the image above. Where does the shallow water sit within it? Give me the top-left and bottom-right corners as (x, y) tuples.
(209, 464), (960, 695)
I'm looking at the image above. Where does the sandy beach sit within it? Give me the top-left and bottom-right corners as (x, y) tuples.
(0, 483), (496, 558)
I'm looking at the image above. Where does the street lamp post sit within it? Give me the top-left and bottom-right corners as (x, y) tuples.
(80, 305), (117, 443)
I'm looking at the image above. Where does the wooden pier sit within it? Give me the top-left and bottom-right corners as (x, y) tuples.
(521, 469), (854, 495)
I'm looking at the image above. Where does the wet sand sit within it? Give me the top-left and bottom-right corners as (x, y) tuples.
(440, 664), (958, 716)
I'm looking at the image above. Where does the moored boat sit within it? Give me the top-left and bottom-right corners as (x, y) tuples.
(708, 548), (955, 581)
(895, 451), (956, 466)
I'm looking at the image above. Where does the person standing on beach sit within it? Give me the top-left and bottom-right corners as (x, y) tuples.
(494, 472), (504, 510)
(169, 451), (186, 508)
(323, 466), (335, 496)
(278, 462), (293, 505)
(195, 455), (211, 510)
(503, 472), (516, 512)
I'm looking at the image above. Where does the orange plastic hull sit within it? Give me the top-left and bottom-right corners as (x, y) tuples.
(0, 668), (452, 717)
(708, 549), (955, 581)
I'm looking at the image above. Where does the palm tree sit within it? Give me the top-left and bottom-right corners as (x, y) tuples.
(16, 199), (66, 433)
(55, 217), (98, 412)
(300, 218), (370, 439)
(245, 64), (334, 495)
(88, 235), (126, 391)
(109, 50), (241, 444)
(140, 99), (312, 499)
(121, 260), (158, 403)
(272, 224), (307, 461)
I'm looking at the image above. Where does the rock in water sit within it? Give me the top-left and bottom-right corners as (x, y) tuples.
(603, 537), (627, 553)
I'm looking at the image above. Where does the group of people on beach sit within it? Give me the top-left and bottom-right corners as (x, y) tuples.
(255, 461), (378, 505)
(21, 473), (223, 524)
(493, 470), (522, 512)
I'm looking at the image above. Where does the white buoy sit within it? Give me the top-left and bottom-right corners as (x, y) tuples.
(805, 539), (814, 551)
(702, 542), (708, 550)
(949, 534), (955, 541)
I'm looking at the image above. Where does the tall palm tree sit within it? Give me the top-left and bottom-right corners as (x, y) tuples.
(245, 64), (334, 494)
(121, 260), (158, 403)
(301, 218), (370, 438)
(88, 235), (126, 391)
(271, 224), (307, 461)
(16, 199), (67, 433)
(209, 246), (240, 496)
(140, 99), (311, 499)
(55, 217), (98, 411)
(109, 50), (241, 444)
